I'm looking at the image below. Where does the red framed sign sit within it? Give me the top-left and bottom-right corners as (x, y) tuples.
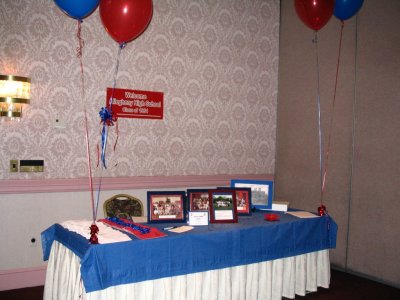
(106, 88), (164, 119)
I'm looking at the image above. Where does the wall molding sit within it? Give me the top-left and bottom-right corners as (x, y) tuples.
(0, 266), (47, 291)
(0, 174), (274, 194)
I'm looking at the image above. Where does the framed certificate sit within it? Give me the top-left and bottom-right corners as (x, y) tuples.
(208, 189), (238, 223)
(188, 211), (209, 226)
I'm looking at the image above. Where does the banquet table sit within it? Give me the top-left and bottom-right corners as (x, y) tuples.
(41, 211), (337, 300)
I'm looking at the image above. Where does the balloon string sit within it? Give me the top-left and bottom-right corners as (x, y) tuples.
(313, 31), (323, 205)
(95, 43), (125, 217)
(99, 43), (124, 168)
(109, 44), (124, 154)
(76, 21), (84, 58)
(109, 43), (125, 106)
(114, 121), (119, 152)
(94, 173), (103, 219)
(321, 21), (344, 200)
(76, 20), (96, 223)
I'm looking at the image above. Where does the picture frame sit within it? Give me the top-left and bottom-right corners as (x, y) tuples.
(208, 189), (238, 223)
(230, 179), (274, 210)
(217, 187), (252, 216)
(187, 189), (210, 212)
(147, 191), (186, 223)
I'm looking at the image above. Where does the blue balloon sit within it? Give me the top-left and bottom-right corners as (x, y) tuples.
(334, 0), (364, 21)
(54, 0), (100, 20)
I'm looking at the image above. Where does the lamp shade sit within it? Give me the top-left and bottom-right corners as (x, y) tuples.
(0, 74), (31, 120)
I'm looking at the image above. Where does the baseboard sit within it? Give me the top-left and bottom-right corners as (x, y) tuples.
(0, 266), (46, 291)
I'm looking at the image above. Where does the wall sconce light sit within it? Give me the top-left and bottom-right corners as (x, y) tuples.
(0, 74), (31, 121)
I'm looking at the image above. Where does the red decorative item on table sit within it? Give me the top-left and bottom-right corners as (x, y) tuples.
(318, 204), (327, 216)
(264, 213), (280, 222)
(89, 223), (99, 244)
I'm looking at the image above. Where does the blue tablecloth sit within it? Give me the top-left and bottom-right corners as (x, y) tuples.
(41, 211), (337, 293)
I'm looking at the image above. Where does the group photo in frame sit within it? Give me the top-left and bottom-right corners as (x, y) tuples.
(217, 187), (252, 216)
(187, 189), (210, 212)
(230, 179), (274, 210)
(147, 191), (186, 223)
(232, 187), (252, 216)
(208, 189), (238, 223)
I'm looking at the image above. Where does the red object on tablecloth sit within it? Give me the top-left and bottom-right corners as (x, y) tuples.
(264, 213), (280, 222)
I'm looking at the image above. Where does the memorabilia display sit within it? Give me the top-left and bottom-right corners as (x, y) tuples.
(147, 191), (186, 223)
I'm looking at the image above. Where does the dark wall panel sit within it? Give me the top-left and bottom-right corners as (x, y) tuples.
(276, 0), (400, 286)
(276, 0), (356, 269)
(347, 0), (400, 286)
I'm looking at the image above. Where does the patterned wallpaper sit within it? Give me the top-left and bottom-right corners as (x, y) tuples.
(0, 0), (279, 180)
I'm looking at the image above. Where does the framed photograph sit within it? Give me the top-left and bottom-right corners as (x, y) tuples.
(217, 187), (252, 216)
(187, 189), (210, 212)
(147, 191), (186, 223)
(231, 179), (274, 210)
(208, 189), (238, 223)
(233, 187), (252, 216)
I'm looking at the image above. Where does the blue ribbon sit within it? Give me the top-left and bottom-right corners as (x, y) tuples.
(99, 107), (114, 125)
(99, 107), (114, 168)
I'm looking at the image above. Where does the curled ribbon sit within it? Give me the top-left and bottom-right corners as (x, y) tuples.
(99, 106), (115, 126)
(76, 20), (84, 58)
(76, 19), (97, 225)
(99, 107), (116, 168)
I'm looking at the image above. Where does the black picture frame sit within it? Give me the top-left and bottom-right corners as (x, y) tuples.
(187, 189), (210, 212)
(147, 191), (186, 223)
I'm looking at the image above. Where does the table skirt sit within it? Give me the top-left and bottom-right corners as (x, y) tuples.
(44, 241), (330, 300)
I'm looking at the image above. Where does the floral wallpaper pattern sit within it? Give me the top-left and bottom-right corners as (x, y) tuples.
(0, 0), (279, 179)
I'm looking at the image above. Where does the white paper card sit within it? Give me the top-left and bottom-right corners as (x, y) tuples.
(286, 211), (319, 218)
(168, 226), (194, 233)
(189, 211), (209, 226)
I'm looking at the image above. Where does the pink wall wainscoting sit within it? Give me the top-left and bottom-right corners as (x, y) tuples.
(0, 174), (274, 194)
(0, 266), (47, 291)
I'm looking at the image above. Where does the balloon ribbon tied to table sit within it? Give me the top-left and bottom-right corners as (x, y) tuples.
(295, 0), (334, 216)
(294, 0), (364, 217)
(93, 0), (153, 244)
(53, 0), (101, 243)
(53, 0), (153, 244)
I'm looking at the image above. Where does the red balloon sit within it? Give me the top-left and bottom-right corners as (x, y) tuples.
(100, 0), (153, 44)
(294, 0), (334, 31)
